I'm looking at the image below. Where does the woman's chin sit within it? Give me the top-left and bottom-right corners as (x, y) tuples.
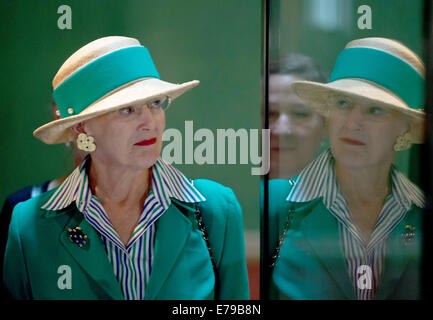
(132, 144), (161, 158)
(135, 153), (159, 168)
(332, 146), (371, 169)
(113, 151), (159, 171)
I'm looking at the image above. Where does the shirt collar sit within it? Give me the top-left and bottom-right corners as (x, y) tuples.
(286, 149), (334, 205)
(390, 168), (425, 209)
(286, 148), (425, 210)
(150, 157), (206, 210)
(41, 156), (90, 212)
(41, 156), (206, 212)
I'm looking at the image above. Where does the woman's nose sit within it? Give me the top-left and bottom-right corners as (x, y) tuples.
(137, 104), (156, 131)
(345, 107), (364, 130)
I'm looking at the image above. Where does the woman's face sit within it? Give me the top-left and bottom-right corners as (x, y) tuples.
(328, 94), (410, 169)
(269, 74), (326, 178)
(78, 98), (167, 170)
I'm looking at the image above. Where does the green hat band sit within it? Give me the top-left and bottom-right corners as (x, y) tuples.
(330, 47), (424, 109)
(53, 46), (160, 118)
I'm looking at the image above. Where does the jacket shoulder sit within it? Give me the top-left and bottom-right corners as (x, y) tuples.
(9, 187), (72, 233)
(194, 179), (238, 201)
(193, 179), (242, 218)
(268, 178), (322, 256)
(268, 179), (294, 216)
(10, 188), (55, 223)
(192, 178), (244, 252)
(192, 179), (249, 299)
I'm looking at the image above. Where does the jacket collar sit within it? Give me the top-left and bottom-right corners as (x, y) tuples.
(39, 157), (206, 299)
(295, 199), (357, 299)
(375, 202), (422, 299)
(286, 150), (424, 299)
(288, 198), (422, 300)
(57, 205), (125, 299)
(45, 196), (197, 300)
(145, 202), (196, 299)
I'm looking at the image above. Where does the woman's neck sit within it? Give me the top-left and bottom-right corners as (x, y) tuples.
(87, 158), (151, 209)
(335, 160), (393, 244)
(335, 160), (392, 206)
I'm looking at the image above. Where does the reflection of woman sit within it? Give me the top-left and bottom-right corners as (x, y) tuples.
(269, 54), (328, 179)
(3, 36), (249, 300)
(270, 38), (425, 299)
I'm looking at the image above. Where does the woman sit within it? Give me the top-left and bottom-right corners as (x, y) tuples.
(3, 36), (249, 300)
(270, 37), (425, 300)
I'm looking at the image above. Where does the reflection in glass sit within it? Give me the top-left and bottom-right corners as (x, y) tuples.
(269, 37), (425, 300)
(269, 55), (328, 179)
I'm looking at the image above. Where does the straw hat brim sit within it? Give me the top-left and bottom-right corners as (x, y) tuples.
(291, 78), (425, 143)
(34, 78), (199, 144)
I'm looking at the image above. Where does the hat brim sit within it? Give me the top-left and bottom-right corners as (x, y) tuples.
(34, 78), (199, 144)
(291, 78), (425, 143)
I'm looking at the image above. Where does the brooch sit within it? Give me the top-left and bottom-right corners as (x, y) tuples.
(401, 225), (416, 245)
(68, 226), (88, 248)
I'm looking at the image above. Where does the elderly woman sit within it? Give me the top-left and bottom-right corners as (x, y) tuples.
(269, 37), (425, 300)
(3, 36), (249, 300)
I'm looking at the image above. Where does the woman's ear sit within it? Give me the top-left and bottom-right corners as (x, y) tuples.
(400, 118), (413, 137)
(71, 122), (86, 138)
(406, 118), (426, 144)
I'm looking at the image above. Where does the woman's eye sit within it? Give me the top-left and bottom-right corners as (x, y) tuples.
(368, 106), (388, 115)
(149, 99), (162, 108)
(118, 106), (134, 114)
(149, 97), (170, 110)
(336, 99), (351, 109)
(328, 95), (353, 111)
(293, 111), (311, 118)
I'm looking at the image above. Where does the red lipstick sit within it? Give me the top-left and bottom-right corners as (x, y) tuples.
(135, 137), (157, 146)
(340, 137), (365, 146)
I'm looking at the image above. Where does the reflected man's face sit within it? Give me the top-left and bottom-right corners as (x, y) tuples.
(269, 74), (326, 179)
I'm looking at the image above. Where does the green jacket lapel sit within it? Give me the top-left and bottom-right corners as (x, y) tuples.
(145, 203), (193, 299)
(374, 206), (421, 299)
(299, 200), (356, 299)
(58, 208), (124, 300)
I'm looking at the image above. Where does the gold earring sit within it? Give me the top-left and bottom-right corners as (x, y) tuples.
(393, 132), (412, 151)
(77, 133), (96, 152)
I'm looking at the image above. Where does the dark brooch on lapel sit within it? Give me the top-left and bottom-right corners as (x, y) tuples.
(401, 225), (416, 245)
(68, 226), (88, 248)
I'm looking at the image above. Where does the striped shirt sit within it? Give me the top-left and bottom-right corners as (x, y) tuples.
(287, 149), (424, 300)
(41, 156), (206, 300)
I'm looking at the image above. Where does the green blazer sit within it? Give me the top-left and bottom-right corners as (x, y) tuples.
(269, 179), (422, 300)
(3, 179), (249, 300)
